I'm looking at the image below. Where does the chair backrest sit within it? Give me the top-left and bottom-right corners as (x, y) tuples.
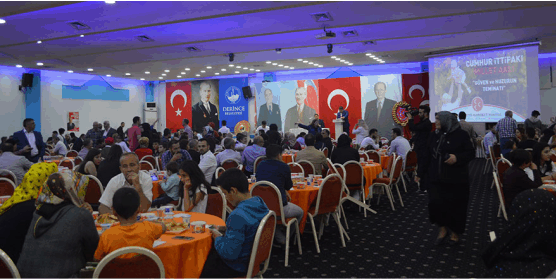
(322, 147), (328, 158)
(405, 150), (418, 169)
(493, 171), (508, 212)
(157, 157), (162, 171)
(66, 150), (78, 158)
(215, 167), (225, 179)
(140, 161), (154, 171)
(73, 156), (83, 166)
(0, 248), (20, 278)
(365, 150), (381, 165)
(496, 158), (512, 185)
(359, 152), (369, 162)
(250, 181), (285, 222)
(343, 161), (363, 187)
(312, 174), (344, 216)
(333, 163), (346, 181)
(206, 186), (226, 220)
(0, 170), (17, 186)
(92, 246), (165, 278)
(221, 159), (240, 170)
(492, 144), (501, 158)
(84, 175), (103, 205)
(297, 160), (315, 177)
(390, 156), (404, 182)
(287, 162), (305, 177)
(326, 158), (339, 175)
(246, 211), (276, 278)
(253, 156), (267, 174)
(0, 178), (16, 197)
(141, 156), (158, 171)
(59, 158), (74, 170)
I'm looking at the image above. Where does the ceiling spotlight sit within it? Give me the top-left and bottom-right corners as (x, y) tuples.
(215, 73), (220, 75)
(308, 62), (314, 65)
(272, 63), (278, 66)
(105, 0), (116, 4)
(36, 62), (43, 66)
(181, 72), (185, 74)
(206, 66), (212, 69)
(242, 67), (248, 70)
(228, 53), (234, 62)
(222, 69), (226, 72)
(80, 35), (85, 38)
(185, 68), (190, 71)
(37, 41), (42, 44)
(302, 60), (308, 63)
(380, 61), (385, 63)
(327, 43), (333, 54)
(201, 70), (206, 73)
(163, 70), (169, 73)
(16, 65), (22, 68)
(297, 59), (303, 61)
(159, 77), (163, 79)
(278, 64), (283, 67)
(140, 78), (145, 81)
(236, 66), (241, 69)
(145, 71), (150, 74)
(235, 71), (240, 73)
(67, 70), (73, 73)
(331, 56), (336, 59)
(0, 19), (6, 24)
(256, 70), (261, 72)
(106, 74), (111, 77)
(266, 61), (271, 64)
(340, 60), (345, 62)
(335, 58), (341, 61)
(290, 67), (295, 70)
(250, 68), (255, 71)
(348, 63), (353, 65)
(229, 65), (234, 67)
(177, 76), (182, 78)
(284, 66), (290, 69)
(196, 74), (200, 77)
(88, 68), (94, 71)
(319, 65), (324, 67)
(161, 74), (166, 76)
(275, 48), (282, 54)
(125, 73), (131, 76)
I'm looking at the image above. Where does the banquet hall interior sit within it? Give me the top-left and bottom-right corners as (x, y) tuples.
(1, 1), (556, 278)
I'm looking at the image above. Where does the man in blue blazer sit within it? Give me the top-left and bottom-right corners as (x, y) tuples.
(12, 118), (45, 163)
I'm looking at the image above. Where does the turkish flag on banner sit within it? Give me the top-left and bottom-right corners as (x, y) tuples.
(318, 77), (362, 139)
(166, 81), (192, 132)
(402, 73), (430, 138)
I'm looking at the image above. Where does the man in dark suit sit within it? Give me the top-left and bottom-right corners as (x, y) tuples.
(364, 82), (400, 136)
(192, 81), (219, 133)
(314, 114), (325, 128)
(102, 121), (117, 139)
(12, 118), (45, 163)
(258, 89), (282, 131)
(284, 87), (316, 132)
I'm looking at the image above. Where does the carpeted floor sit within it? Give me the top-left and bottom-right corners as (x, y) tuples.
(265, 158), (507, 278)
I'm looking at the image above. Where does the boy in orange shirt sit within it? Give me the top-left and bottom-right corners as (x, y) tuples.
(94, 188), (166, 260)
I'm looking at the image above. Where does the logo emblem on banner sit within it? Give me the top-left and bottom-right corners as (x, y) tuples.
(234, 120), (250, 134)
(225, 86), (241, 105)
(392, 101), (410, 126)
(472, 97), (483, 111)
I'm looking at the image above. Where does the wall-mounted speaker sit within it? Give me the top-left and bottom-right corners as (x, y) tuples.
(22, 73), (34, 88)
(242, 86), (253, 99)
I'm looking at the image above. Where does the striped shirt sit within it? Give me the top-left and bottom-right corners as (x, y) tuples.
(495, 116), (517, 139)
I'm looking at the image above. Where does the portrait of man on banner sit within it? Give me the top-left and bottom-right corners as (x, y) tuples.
(256, 85), (282, 131)
(283, 80), (318, 132)
(191, 80), (219, 132)
(362, 75), (403, 137)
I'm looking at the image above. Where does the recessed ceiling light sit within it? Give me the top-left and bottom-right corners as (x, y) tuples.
(106, 74), (111, 77)
(161, 74), (166, 76)
(215, 73), (220, 75)
(196, 74), (200, 77)
(0, 19), (6, 24)
(105, 0), (116, 4)
(242, 67), (248, 70)
(177, 76), (182, 78)
(67, 70), (73, 73)
(36, 62), (43, 66)
(335, 58), (341, 61)
(164, 70), (170, 72)
(272, 63), (277, 65)
(278, 64), (283, 67)
(145, 71), (150, 74)
(140, 78), (145, 81)
(229, 64), (234, 67)
(284, 66), (290, 68)
(236, 66), (241, 69)
(302, 60), (308, 63)
(222, 69), (226, 72)
(206, 66), (212, 69)
(37, 41), (42, 44)
(235, 71), (240, 73)
(266, 61), (271, 64)
(373, 57), (379, 60)
(185, 68), (190, 71)
(125, 73), (131, 76)
(308, 62), (314, 65)
(159, 77), (163, 79)
(181, 72), (185, 75)
(256, 70), (261, 72)
(331, 56), (336, 58)
(366, 53), (372, 56)
(348, 63), (353, 66)
(290, 67), (295, 70)
(88, 68), (93, 71)
(16, 65), (22, 68)
(319, 65), (324, 67)
(380, 61), (385, 63)
(250, 68), (255, 71)
(80, 35), (85, 38)
(297, 59), (303, 61)
(340, 60), (345, 62)
(201, 70), (206, 73)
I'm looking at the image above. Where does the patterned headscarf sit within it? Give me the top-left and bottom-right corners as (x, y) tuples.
(0, 162), (58, 215)
(36, 170), (89, 209)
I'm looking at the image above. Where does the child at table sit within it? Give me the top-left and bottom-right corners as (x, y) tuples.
(200, 168), (269, 278)
(151, 161), (180, 208)
(94, 188), (166, 260)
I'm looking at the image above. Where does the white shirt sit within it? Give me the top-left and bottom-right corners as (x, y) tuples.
(361, 137), (379, 150)
(188, 185), (208, 213)
(116, 141), (131, 153)
(53, 141), (67, 156)
(103, 129), (110, 137)
(199, 150), (217, 184)
(99, 171), (153, 208)
(57, 135), (64, 143)
(218, 126), (230, 134)
(23, 129), (38, 157)
(256, 126), (269, 133)
(352, 127), (368, 144)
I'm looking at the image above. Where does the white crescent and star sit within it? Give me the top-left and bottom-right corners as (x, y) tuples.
(170, 89), (187, 116)
(327, 89), (350, 110)
(408, 85), (425, 100)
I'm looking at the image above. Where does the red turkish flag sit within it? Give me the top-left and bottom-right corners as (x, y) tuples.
(166, 81), (192, 132)
(402, 73), (430, 137)
(318, 77), (362, 139)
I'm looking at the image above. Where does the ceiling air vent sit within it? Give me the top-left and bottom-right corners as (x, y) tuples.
(136, 35), (154, 42)
(67, 21), (91, 31)
(186, 47), (200, 52)
(311, 12), (333, 22)
(342, 30), (358, 37)
(363, 41), (376, 45)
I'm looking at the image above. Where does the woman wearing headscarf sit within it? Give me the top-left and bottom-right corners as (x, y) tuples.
(295, 119), (322, 136)
(352, 119), (369, 145)
(0, 162), (57, 263)
(482, 189), (556, 277)
(331, 134), (359, 165)
(17, 171), (98, 278)
(416, 111), (475, 246)
(282, 132), (302, 150)
(141, 122), (153, 149)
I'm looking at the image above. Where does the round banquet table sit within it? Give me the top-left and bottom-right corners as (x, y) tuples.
(282, 154), (295, 164)
(152, 180), (164, 200)
(97, 212), (225, 278)
(249, 183), (319, 234)
(362, 163), (383, 198)
(380, 155), (391, 169)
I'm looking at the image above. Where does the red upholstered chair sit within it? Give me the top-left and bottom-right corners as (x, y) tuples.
(359, 152), (369, 162)
(251, 181), (302, 266)
(365, 150), (381, 166)
(287, 162), (305, 177)
(92, 246), (165, 278)
(215, 167), (225, 179)
(369, 156), (404, 211)
(297, 160), (315, 177)
(140, 161), (154, 171)
(0, 170), (17, 186)
(205, 186), (226, 220)
(73, 156), (83, 167)
(59, 158), (75, 170)
(322, 147), (328, 158)
(0, 178), (16, 197)
(253, 156), (267, 174)
(245, 211), (276, 278)
(66, 150), (78, 158)
(221, 159), (240, 170)
(496, 158), (512, 186)
(0, 249), (20, 278)
(342, 161), (369, 214)
(402, 150), (418, 192)
(141, 155), (158, 171)
(84, 175), (103, 205)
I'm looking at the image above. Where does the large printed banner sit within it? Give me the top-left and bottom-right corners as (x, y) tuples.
(319, 77), (361, 139)
(166, 82), (192, 132)
(219, 78), (248, 133)
(402, 73), (430, 137)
